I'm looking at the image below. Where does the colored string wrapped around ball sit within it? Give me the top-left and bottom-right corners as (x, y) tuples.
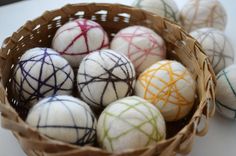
(12, 48), (74, 107)
(135, 60), (196, 121)
(180, 0), (227, 32)
(111, 26), (166, 74)
(216, 64), (236, 120)
(190, 28), (234, 74)
(77, 49), (136, 109)
(133, 0), (179, 22)
(97, 96), (166, 152)
(26, 95), (97, 145)
(52, 18), (109, 68)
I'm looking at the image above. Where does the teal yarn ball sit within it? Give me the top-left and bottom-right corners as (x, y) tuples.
(216, 64), (236, 119)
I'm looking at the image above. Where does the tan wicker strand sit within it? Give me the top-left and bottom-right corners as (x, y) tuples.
(0, 3), (216, 156)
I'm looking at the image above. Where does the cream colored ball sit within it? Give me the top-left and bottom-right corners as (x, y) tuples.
(133, 0), (179, 22)
(190, 28), (234, 74)
(111, 26), (166, 74)
(26, 95), (97, 145)
(77, 49), (136, 109)
(52, 18), (109, 68)
(135, 60), (196, 121)
(216, 65), (236, 120)
(12, 48), (74, 107)
(180, 0), (227, 32)
(97, 96), (166, 152)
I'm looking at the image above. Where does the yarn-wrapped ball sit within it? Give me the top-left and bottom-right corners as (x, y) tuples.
(180, 0), (227, 32)
(97, 96), (166, 152)
(26, 95), (97, 145)
(12, 48), (74, 107)
(133, 0), (179, 22)
(135, 60), (196, 121)
(111, 26), (166, 74)
(216, 65), (236, 120)
(52, 18), (109, 68)
(77, 49), (136, 109)
(190, 28), (234, 74)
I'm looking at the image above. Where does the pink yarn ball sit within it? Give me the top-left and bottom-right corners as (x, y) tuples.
(52, 19), (109, 68)
(111, 26), (166, 74)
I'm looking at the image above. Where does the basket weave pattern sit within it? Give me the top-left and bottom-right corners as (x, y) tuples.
(0, 3), (215, 156)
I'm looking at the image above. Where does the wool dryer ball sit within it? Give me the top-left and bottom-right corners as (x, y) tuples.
(133, 0), (179, 22)
(216, 64), (236, 120)
(52, 18), (109, 68)
(26, 95), (97, 145)
(77, 49), (136, 108)
(190, 28), (234, 74)
(180, 0), (227, 32)
(12, 48), (74, 107)
(97, 96), (166, 152)
(111, 25), (166, 74)
(135, 60), (196, 121)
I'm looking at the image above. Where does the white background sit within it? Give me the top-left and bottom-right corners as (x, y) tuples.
(0, 0), (236, 156)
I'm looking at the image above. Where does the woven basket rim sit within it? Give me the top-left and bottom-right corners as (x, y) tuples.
(0, 3), (216, 156)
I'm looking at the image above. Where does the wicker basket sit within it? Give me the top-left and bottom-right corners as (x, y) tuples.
(0, 3), (216, 156)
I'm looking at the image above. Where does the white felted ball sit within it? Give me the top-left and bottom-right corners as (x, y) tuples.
(12, 47), (74, 106)
(133, 0), (179, 22)
(111, 26), (166, 74)
(190, 28), (234, 74)
(135, 60), (196, 121)
(77, 49), (136, 108)
(216, 65), (236, 120)
(97, 96), (166, 152)
(52, 18), (109, 68)
(26, 95), (97, 145)
(180, 0), (227, 32)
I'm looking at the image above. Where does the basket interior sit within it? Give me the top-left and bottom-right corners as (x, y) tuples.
(1, 4), (203, 141)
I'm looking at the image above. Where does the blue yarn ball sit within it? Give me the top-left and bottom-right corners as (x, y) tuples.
(12, 47), (74, 107)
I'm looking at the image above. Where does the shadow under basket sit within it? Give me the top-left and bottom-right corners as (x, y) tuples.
(0, 3), (216, 156)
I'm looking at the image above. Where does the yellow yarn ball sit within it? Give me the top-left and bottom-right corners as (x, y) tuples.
(135, 60), (196, 121)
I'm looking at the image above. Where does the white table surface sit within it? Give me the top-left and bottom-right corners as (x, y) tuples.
(0, 0), (236, 156)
